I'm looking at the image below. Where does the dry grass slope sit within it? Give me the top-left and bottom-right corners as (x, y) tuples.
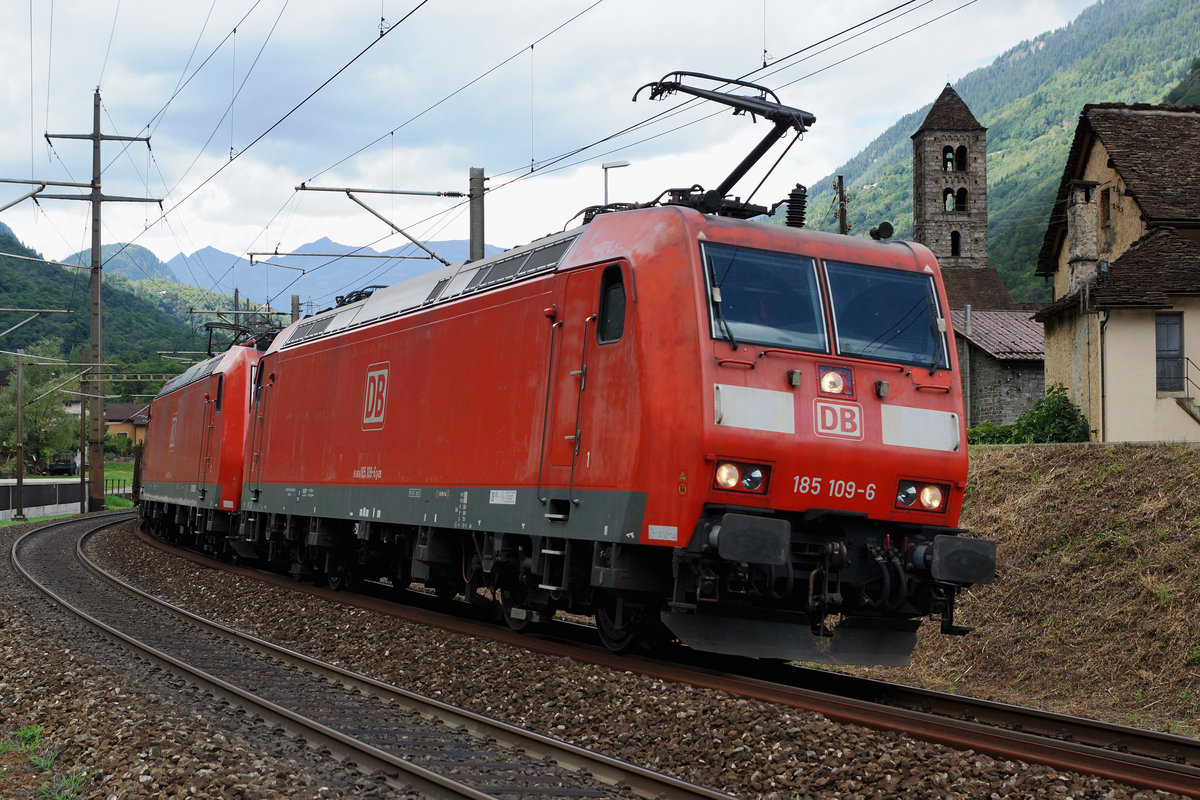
(859, 443), (1200, 736)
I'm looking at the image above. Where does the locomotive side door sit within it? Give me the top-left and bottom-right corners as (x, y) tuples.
(195, 374), (221, 499)
(545, 263), (633, 494)
(247, 356), (271, 496)
(549, 270), (598, 471)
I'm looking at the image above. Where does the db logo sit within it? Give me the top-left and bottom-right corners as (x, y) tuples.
(362, 363), (389, 430)
(813, 399), (863, 440)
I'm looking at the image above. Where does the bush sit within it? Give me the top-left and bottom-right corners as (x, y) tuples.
(967, 384), (1091, 445)
(1011, 384), (1091, 443)
(103, 434), (134, 458)
(967, 420), (1015, 445)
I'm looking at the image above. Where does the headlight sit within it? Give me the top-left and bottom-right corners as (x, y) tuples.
(715, 462), (741, 489)
(741, 466), (765, 492)
(919, 484), (944, 510)
(819, 365), (853, 396)
(895, 480), (949, 512)
(713, 461), (771, 494)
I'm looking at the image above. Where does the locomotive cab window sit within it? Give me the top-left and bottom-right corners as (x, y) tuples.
(253, 363), (265, 404)
(597, 265), (626, 343)
(214, 375), (224, 413)
(701, 242), (826, 352)
(825, 260), (949, 369)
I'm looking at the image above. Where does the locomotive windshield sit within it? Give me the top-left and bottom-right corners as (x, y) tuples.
(702, 243), (949, 370)
(825, 260), (949, 370)
(702, 243), (827, 352)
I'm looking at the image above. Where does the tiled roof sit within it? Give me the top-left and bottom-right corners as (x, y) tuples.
(950, 309), (1043, 360)
(912, 84), (985, 136)
(1092, 228), (1200, 307)
(1088, 105), (1200, 222)
(104, 402), (150, 424)
(1035, 229), (1200, 319)
(1037, 103), (1200, 276)
(941, 267), (1014, 310)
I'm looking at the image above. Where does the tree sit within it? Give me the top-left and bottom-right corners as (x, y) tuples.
(0, 338), (80, 476)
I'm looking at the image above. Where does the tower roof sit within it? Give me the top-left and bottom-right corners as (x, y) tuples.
(912, 84), (985, 137)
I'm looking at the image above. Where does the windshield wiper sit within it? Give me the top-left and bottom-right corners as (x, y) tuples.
(711, 285), (739, 350)
(707, 252), (740, 351)
(924, 282), (946, 374)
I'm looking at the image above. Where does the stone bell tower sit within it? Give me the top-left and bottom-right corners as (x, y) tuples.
(912, 83), (1011, 309)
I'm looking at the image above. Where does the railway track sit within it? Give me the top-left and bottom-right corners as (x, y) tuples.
(679, 657), (1200, 798)
(128, 520), (1200, 798)
(11, 514), (738, 800)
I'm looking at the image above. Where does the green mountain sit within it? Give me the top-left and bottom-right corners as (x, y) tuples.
(0, 227), (200, 361)
(792, 0), (1199, 301)
(116, 277), (247, 326)
(65, 242), (178, 282)
(1165, 55), (1200, 104)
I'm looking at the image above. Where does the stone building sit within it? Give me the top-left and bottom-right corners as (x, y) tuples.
(1034, 104), (1200, 441)
(911, 84), (1044, 425)
(950, 308), (1045, 427)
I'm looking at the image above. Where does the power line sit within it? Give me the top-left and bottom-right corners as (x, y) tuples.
(97, 0), (122, 89)
(95, 0), (434, 281)
(308, 0), (606, 184)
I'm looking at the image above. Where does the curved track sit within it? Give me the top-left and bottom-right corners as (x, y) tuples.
(12, 514), (738, 800)
(131, 522), (1200, 798)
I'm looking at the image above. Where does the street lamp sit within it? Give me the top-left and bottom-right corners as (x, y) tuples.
(602, 160), (630, 205)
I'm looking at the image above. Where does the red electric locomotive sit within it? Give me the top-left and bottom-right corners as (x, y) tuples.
(140, 72), (995, 664)
(140, 344), (261, 549)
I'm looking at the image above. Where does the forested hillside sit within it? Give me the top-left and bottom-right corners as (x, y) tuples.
(64, 242), (178, 282)
(1165, 55), (1200, 104)
(793, 0), (1198, 301)
(109, 275), (255, 327)
(0, 227), (200, 360)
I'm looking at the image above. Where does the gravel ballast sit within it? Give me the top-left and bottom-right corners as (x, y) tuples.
(7, 519), (1167, 799)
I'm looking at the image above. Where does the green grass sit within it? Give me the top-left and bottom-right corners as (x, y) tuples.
(1, 724), (90, 800)
(103, 461), (135, 482)
(37, 766), (88, 799)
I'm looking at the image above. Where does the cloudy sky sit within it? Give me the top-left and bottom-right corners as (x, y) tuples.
(1, 0), (1094, 295)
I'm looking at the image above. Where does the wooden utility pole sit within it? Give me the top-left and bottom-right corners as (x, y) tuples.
(79, 346), (88, 514)
(14, 350), (26, 521)
(837, 175), (849, 235)
(34, 90), (159, 510)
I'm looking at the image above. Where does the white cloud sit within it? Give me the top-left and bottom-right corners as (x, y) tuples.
(0, 0), (1097, 277)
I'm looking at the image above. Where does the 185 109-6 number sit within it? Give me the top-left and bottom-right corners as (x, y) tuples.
(793, 475), (876, 500)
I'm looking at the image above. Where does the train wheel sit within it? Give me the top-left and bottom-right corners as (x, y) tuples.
(428, 576), (460, 603)
(596, 596), (638, 653)
(327, 569), (357, 592)
(499, 588), (531, 633)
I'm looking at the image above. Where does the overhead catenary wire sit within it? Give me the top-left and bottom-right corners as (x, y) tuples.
(260, 1), (961, 290)
(22, 0), (988, 319)
(94, 0), (434, 281)
(341, 0), (980, 274)
(96, 0), (122, 89)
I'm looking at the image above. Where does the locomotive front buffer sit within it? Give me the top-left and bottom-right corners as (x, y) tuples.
(662, 510), (997, 666)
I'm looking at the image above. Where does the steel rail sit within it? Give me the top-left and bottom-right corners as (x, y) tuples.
(132, 523), (1200, 796)
(13, 515), (495, 800)
(677, 663), (1200, 798)
(17, 516), (738, 800)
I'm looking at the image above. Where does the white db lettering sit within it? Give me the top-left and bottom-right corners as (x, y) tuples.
(362, 364), (389, 429)
(814, 400), (863, 440)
